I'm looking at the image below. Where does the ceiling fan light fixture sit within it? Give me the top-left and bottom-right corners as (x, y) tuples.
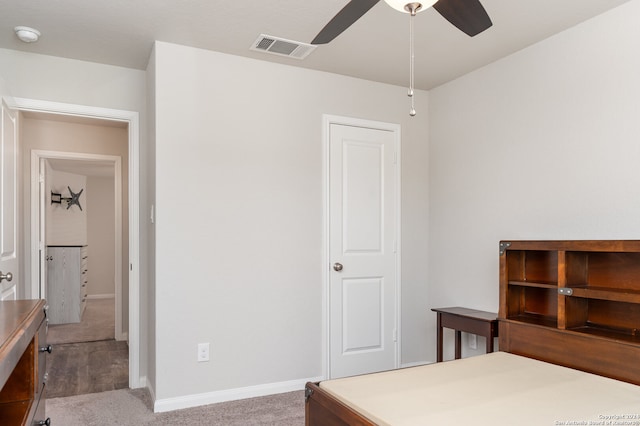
(14, 26), (41, 43)
(383, 0), (438, 14)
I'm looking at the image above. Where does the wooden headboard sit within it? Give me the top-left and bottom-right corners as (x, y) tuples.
(498, 240), (640, 386)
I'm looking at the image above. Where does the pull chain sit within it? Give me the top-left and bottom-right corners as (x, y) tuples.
(408, 6), (417, 116)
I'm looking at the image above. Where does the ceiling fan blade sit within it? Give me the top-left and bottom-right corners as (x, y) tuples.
(311, 0), (380, 45)
(433, 0), (492, 37)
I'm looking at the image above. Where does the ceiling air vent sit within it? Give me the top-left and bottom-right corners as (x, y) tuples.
(251, 34), (316, 60)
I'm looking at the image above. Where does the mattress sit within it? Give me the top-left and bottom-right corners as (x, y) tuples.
(319, 352), (640, 426)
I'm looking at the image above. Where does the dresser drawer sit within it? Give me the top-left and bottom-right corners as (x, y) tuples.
(36, 317), (49, 400)
(28, 383), (47, 426)
(0, 300), (48, 425)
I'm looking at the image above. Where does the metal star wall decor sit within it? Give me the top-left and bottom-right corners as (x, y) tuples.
(66, 186), (83, 211)
(51, 186), (84, 211)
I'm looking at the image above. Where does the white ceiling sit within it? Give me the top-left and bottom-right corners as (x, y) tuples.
(22, 110), (128, 128)
(0, 0), (631, 90)
(47, 158), (115, 178)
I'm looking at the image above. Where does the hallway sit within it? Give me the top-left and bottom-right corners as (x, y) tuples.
(47, 299), (129, 397)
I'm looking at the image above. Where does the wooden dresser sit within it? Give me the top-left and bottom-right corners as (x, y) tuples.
(0, 300), (50, 425)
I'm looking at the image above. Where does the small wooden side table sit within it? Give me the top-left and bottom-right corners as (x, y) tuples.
(431, 307), (499, 362)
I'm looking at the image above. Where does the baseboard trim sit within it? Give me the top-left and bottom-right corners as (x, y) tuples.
(145, 379), (155, 401)
(86, 293), (116, 300)
(153, 376), (323, 413)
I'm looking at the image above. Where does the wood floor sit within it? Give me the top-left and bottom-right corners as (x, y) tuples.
(47, 298), (129, 398)
(47, 340), (129, 397)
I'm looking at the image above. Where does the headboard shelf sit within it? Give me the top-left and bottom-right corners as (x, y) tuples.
(507, 280), (557, 289)
(567, 324), (640, 344)
(506, 313), (557, 328)
(499, 240), (640, 386)
(567, 286), (640, 303)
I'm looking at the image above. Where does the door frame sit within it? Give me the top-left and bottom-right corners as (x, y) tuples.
(0, 98), (19, 301)
(322, 114), (402, 379)
(32, 150), (123, 338)
(7, 96), (142, 389)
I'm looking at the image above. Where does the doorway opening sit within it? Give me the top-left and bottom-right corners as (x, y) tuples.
(10, 97), (142, 389)
(35, 152), (124, 341)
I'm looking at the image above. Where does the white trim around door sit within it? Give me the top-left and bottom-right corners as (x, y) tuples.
(322, 114), (402, 379)
(32, 150), (123, 338)
(9, 97), (143, 389)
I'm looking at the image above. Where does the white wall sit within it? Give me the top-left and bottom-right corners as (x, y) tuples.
(47, 168), (87, 245)
(87, 176), (116, 297)
(427, 0), (640, 360)
(152, 41), (429, 404)
(0, 49), (146, 112)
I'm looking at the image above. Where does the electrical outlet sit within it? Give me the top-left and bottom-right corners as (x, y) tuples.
(197, 343), (210, 362)
(468, 334), (477, 350)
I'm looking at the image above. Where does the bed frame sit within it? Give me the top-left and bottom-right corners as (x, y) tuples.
(305, 321), (640, 425)
(305, 240), (640, 425)
(305, 380), (376, 426)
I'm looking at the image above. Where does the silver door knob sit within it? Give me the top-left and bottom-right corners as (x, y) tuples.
(0, 271), (12, 283)
(333, 263), (343, 272)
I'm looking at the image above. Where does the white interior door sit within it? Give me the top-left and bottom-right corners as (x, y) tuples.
(0, 98), (19, 301)
(327, 117), (399, 379)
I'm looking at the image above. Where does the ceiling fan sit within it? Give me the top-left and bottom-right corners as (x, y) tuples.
(311, 0), (493, 116)
(312, 0), (492, 45)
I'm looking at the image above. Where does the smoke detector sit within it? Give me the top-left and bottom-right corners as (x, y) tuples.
(14, 26), (41, 43)
(250, 34), (316, 60)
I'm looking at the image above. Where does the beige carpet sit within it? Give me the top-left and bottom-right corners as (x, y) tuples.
(48, 298), (115, 344)
(45, 299), (304, 424)
(47, 388), (305, 425)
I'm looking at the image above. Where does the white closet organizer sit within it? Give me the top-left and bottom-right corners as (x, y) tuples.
(46, 245), (88, 324)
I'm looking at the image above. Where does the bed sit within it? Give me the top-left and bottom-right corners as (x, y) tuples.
(305, 240), (640, 426)
(305, 350), (640, 425)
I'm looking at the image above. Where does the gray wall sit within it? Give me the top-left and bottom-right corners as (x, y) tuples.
(87, 175), (116, 297)
(427, 0), (640, 360)
(152, 41), (430, 404)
